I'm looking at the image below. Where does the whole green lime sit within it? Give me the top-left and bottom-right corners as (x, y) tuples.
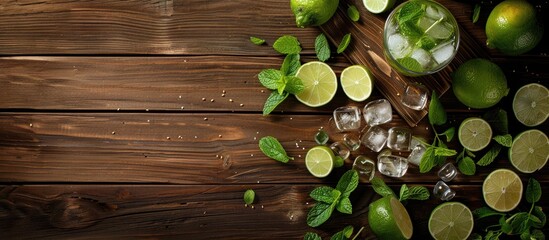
(368, 196), (413, 240)
(486, 0), (544, 56)
(290, 0), (339, 28)
(452, 58), (509, 109)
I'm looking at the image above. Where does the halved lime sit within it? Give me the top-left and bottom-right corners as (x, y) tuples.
(512, 83), (549, 127)
(305, 146), (335, 178)
(295, 61), (338, 107)
(368, 196), (413, 240)
(428, 202), (474, 240)
(458, 117), (492, 152)
(340, 65), (374, 102)
(509, 129), (549, 173)
(482, 169), (523, 212)
(363, 0), (396, 14)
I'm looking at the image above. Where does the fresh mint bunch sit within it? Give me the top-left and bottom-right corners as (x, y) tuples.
(307, 170), (359, 227)
(473, 178), (546, 239)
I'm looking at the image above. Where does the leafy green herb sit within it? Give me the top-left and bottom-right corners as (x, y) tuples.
(526, 178), (541, 204)
(273, 35), (302, 54)
(399, 184), (430, 202)
(371, 177), (396, 198)
(258, 69), (283, 90)
(472, 4), (481, 23)
(337, 33), (351, 54)
(473, 206), (504, 219)
(483, 108), (508, 134)
(493, 134), (512, 147)
(315, 33), (331, 62)
(258, 136), (293, 162)
(244, 189), (255, 204)
(397, 1), (422, 24)
(283, 76), (305, 94)
(397, 57), (423, 73)
(419, 147), (436, 173)
(263, 91), (289, 115)
(250, 36), (266, 45)
(440, 127), (455, 142)
(304, 232), (322, 240)
(307, 170), (359, 227)
(457, 156), (476, 175)
(330, 225), (354, 240)
(429, 91), (447, 126)
(476, 144), (501, 166)
(281, 53), (301, 76)
(347, 5), (360, 21)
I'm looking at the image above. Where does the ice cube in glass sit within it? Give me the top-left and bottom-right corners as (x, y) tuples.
(438, 162), (457, 182)
(363, 99), (392, 126)
(402, 82), (429, 110)
(387, 127), (412, 151)
(352, 155), (376, 183)
(433, 181), (456, 201)
(360, 126), (388, 152)
(377, 155), (408, 178)
(333, 106), (361, 132)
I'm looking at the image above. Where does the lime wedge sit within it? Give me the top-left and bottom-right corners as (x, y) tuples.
(458, 117), (492, 152)
(295, 61), (338, 107)
(305, 146), (335, 178)
(482, 169), (523, 212)
(363, 0), (396, 14)
(509, 129), (549, 173)
(513, 83), (549, 127)
(340, 65), (374, 102)
(429, 202), (474, 240)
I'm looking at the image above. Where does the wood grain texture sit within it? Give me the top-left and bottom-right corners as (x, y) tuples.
(2, 184), (548, 239)
(1, 113), (547, 184)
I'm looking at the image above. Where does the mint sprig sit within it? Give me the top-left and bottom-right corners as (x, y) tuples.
(307, 170), (358, 227)
(258, 136), (293, 163)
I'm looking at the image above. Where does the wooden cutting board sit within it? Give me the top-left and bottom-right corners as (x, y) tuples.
(321, 0), (489, 127)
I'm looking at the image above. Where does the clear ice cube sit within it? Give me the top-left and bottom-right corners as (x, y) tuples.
(352, 155), (376, 183)
(343, 132), (361, 151)
(402, 82), (429, 111)
(433, 181), (456, 201)
(407, 142), (426, 166)
(387, 127), (412, 151)
(431, 42), (455, 64)
(314, 130), (329, 145)
(388, 34), (412, 59)
(363, 99), (392, 126)
(361, 126), (389, 152)
(438, 162), (458, 182)
(333, 106), (361, 132)
(330, 141), (350, 160)
(425, 5), (444, 20)
(377, 155), (409, 178)
(411, 48), (434, 69)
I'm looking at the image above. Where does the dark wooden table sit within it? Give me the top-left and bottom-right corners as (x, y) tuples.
(1, 0), (548, 239)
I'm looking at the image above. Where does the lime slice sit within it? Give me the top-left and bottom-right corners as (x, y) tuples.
(513, 83), (549, 127)
(363, 0), (396, 14)
(340, 65), (374, 102)
(368, 196), (413, 240)
(458, 117), (492, 152)
(295, 61), (338, 107)
(428, 202), (474, 240)
(509, 129), (549, 173)
(305, 146), (335, 178)
(482, 169), (523, 212)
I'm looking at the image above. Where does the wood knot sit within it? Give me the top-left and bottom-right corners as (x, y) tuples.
(48, 197), (109, 229)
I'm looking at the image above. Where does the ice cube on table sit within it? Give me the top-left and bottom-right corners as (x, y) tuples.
(438, 162), (458, 182)
(314, 130), (329, 145)
(433, 181), (456, 201)
(411, 48), (434, 70)
(363, 99), (392, 126)
(388, 34), (412, 59)
(333, 106), (361, 132)
(402, 82), (429, 110)
(330, 141), (350, 160)
(353, 155), (376, 183)
(431, 42), (455, 64)
(361, 125), (389, 152)
(377, 155), (409, 178)
(387, 127), (412, 151)
(407, 142), (426, 166)
(343, 133), (361, 151)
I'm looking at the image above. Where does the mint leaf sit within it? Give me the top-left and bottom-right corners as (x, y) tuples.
(243, 189), (255, 204)
(258, 69), (282, 90)
(337, 33), (351, 54)
(434, 147), (457, 157)
(476, 144), (502, 166)
(419, 146), (436, 173)
(526, 178), (542, 204)
(371, 177), (396, 198)
(399, 184), (409, 201)
(399, 21), (423, 41)
(406, 186), (430, 200)
(509, 212), (530, 235)
(416, 35), (436, 50)
(273, 35), (301, 54)
(336, 170), (359, 198)
(347, 5), (360, 21)
(310, 186), (338, 204)
(281, 53), (301, 76)
(530, 229), (545, 240)
(304, 232), (322, 240)
(397, 1), (423, 24)
(473, 206), (504, 220)
(284, 76), (304, 94)
(483, 109), (508, 134)
(263, 91), (289, 115)
(458, 156), (476, 175)
(315, 33), (331, 62)
(330, 226), (354, 240)
(398, 57), (423, 73)
(336, 197), (352, 214)
(532, 206), (546, 227)
(258, 136), (293, 162)
(250, 36), (266, 45)
(307, 202), (335, 227)
(472, 4), (481, 23)
(440, 127), (455, 142)
(429, 91), (447, 126)
(493, 134), (512, 147)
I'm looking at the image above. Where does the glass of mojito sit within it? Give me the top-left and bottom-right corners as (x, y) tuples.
(383, 0), (460, 76)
